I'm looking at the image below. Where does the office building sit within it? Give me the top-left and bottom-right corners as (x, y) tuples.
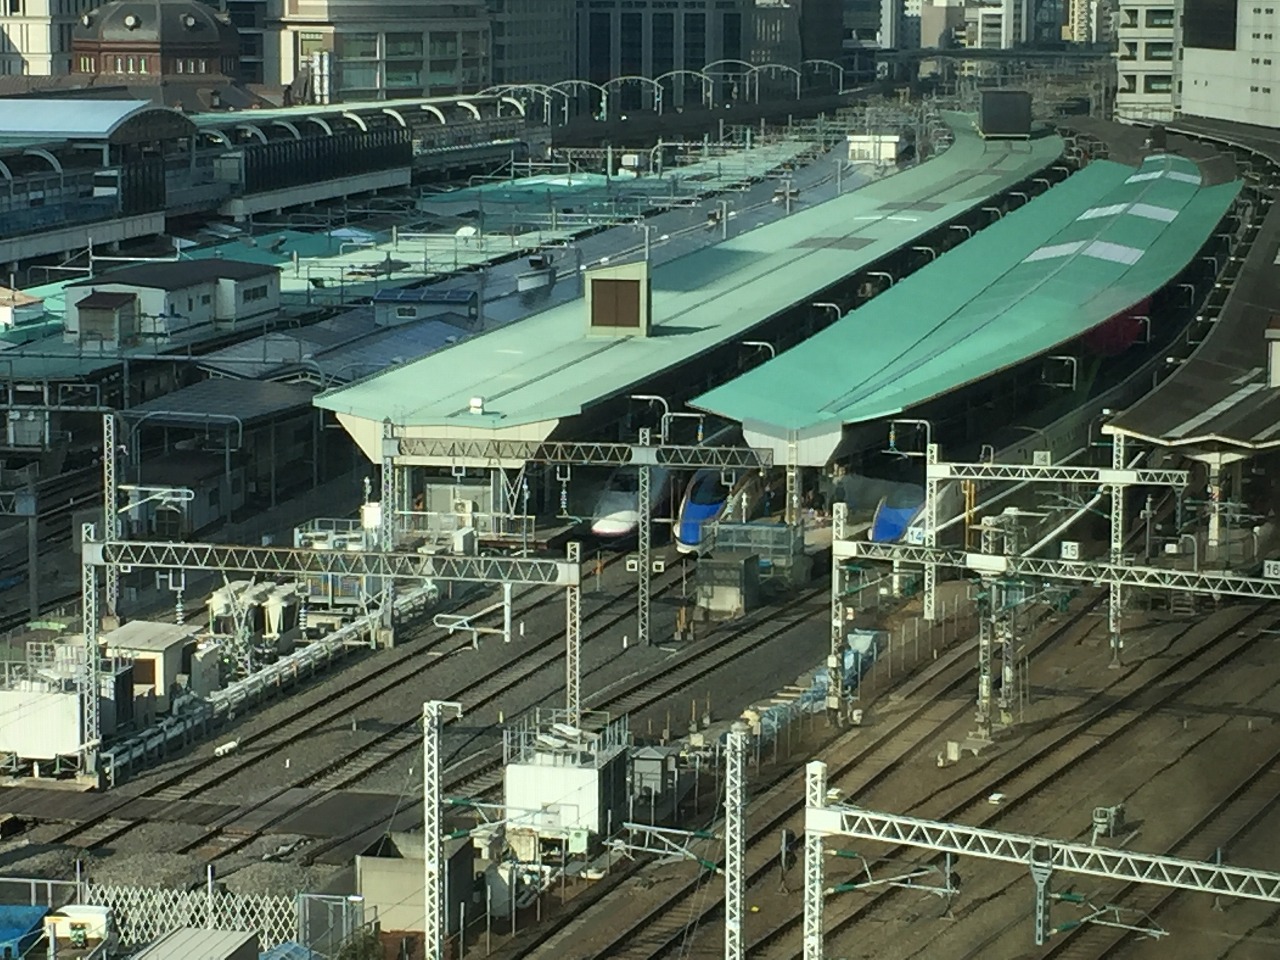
(491, 0), (575, 85)
(1180, 0), (1280, 127)
(1113, 0), (1178, 121)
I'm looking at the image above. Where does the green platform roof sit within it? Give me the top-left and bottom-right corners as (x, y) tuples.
(316, 113), (1064, 462)
(690, 153), (1242, 465)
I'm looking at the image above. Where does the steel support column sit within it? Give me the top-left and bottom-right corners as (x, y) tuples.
(803, 760), (828, 960)
(1031, 857), (1054, 946)
(923, 443), (940, 621)
(998, 605), (1016, 725)
(725, 721), (749, 960)
(1108, 432), (1126, 667)
(80, 524), (101, 778)
(828, 503), (848, 713)
(380, 420), (397, 643)
(785, 433), (800, 527)
(638, 427), (652, 647)
(423, 700), (463, 960)
(976, 582), (995, 737)
(102, 414), (120, 618)
(566, 541), (582, 724)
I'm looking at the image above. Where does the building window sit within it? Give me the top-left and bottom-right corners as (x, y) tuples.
(78, 55), (92, 71)
(1143, 74), (1173, 93)
(428, 32), (457, 58)
(243, 284), (269, 302)
(385, 32), (422, 58)
(336, 32), (378, 59)
(395, 305), (417, 319)
(1145, 9), (1174, 27)
(114, 55), (123, 71)
(201, 294), (211, 305)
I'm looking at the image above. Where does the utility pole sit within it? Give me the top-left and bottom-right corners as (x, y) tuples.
(638, 427), (652, 646)
(423, 700), (463, 960)
(725, 721), (749, 960)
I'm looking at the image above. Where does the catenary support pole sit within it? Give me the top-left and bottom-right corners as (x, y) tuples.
(638, 427), (652, 646)
(566, 541), (581, 724)
(423, 700), (463, 960)
(803, 760), (829, 960)
(829, 503), (848, 714)
(102, 414), (120, 619)
(1108, 431), (1126, 667)
(725, 721), (749, 960)
(923, 442), (940, 620)
(80, 524), (101, 779)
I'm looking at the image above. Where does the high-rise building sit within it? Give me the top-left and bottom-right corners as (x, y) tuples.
(490, 0), (575, 85)
(1066, 0), (1114, 43)
(0, 0), (96, 75)
(1112, 0), (1178, 121)
(577, 0), (748, 88)
(1180, 0), (1280, 126)
(272, 0), (492, 100)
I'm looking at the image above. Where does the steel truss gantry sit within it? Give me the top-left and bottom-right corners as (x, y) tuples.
(385, 430), (773, 647)
(424, 700), (463, 960)
(803, 761), (1280, 955)
(78, 525), (581, 780)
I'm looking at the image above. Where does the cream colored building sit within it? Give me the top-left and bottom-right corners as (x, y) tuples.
(0, 0), (96, 75)
(1113, 0), (1179, 121)
(1180, 0), (1280, 126)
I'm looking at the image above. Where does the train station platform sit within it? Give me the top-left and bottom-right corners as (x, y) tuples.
(1105, 118), (1280, 455)
(690, 153), (1242, 466)
(315, 113), (1065, 468)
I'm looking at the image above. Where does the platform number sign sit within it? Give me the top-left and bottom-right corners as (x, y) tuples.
(1060, 541), (1080, 561)
(1265, 560), (1280, 580)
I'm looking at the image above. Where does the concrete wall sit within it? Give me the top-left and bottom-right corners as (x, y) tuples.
(220, 168), (411, 220)
(355, 842), (473, 935)
(0, 212), (165, 270)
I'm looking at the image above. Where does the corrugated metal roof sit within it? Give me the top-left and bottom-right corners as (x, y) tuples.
(691, 154), (1241, 458)
(103, 619), (199, 652)
(125, 378), (316, 424)
(0, 99), (172, 139)
(315, 114), (1064, 432)
(311, 319), (468, 383)
(134, 926), (258, 959)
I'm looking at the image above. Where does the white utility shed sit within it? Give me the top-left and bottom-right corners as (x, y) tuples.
(103, 620), (200, 713)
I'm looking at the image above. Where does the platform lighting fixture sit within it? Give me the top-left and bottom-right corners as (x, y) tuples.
(742, 340), (776, 359)
(812, 302), (841, 323)
(630, 394), (671, 443)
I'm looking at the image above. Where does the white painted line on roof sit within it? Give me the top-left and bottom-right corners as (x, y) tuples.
(1233, 367), (1264, 385)
(1077, 204), (1128, 221)
(1169, 381), (1265, 438)
(1125, 169), (1201, 186)
(1082, 240), (1144, 265)
(1024, 241), (1086, 262)
(1127, 202), (1179, 222)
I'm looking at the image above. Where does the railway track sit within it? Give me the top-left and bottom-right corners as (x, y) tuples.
(41, 550), (678, 850)
(295, 585), (837, 864)
(756, 603), (1276, 960)
(564, 602), (1273, 960)
(508, 592), (1087, 960)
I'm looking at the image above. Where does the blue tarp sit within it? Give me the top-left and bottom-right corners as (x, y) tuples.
(0, 905), (47, 957)
(260, 943), (318, 960)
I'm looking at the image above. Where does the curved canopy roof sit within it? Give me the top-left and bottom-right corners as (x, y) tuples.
(0, 98), (194, 142)
(691, 153), (1241, 463)
(315, 113), (1063, 457)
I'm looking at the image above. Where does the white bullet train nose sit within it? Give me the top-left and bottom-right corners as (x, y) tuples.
(591, 510), (641, 537)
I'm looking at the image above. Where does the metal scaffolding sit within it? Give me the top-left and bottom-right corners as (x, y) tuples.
(725, 720), (749, 960)
(423, 699), (463, 960)
(803, 761), (1280, 953)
